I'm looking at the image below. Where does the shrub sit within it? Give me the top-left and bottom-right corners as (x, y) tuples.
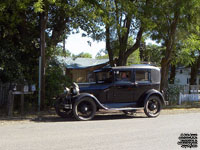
(45, 60), (72, 107)
(166, 84), (184, 105)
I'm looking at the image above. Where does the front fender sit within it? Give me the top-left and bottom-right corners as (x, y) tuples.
(138, 89), (165, 107)
(73, 93), (108, 110)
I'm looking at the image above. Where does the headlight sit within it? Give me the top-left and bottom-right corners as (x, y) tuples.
(64, 87), (70, 96)
(71, 82), (80, 95)
(72, 87), (79, 95)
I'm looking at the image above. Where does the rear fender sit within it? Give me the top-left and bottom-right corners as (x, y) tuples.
(73, 93), (108, 110)
(137, 89), (165, 107)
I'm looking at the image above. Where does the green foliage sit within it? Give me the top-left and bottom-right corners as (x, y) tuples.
(1, 0), (200, 109)
(150, 0), (200, 51)
(0, 0), (81, 84)
(49, 46), (71, 57)
(144, 44), (165, 66)
(127, 49), (141, 65)
(182, 26), (200, 52)
(96, 54), (109, 59)
(170, 24), (200, 67)
(73, 52), (92, 58)
(95, 49), (109, 59)
(78, 0), (154, 65)
(45, 59), (72, 106)
(33, 0), (44, 13)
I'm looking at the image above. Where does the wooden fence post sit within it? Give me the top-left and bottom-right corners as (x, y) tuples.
(8, 90), (14, 117)
(21, 93), (24, 115)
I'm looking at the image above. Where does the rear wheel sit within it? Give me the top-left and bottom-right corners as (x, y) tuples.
(144, 96), (162, 117)
(73, 97), (96, 121)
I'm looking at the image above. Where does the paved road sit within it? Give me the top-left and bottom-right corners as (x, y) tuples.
(0, 112), (199, 150)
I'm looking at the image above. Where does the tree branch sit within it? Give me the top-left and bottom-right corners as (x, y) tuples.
(124, 26), (143, 58)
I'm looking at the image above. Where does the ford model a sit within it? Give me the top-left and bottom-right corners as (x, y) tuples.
(54, 65), (168, 121)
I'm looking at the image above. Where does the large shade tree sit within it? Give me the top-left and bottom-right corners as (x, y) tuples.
(80, 0), (154, 66)
(150, 0), (200, 91)
(0, 0), (98, 107)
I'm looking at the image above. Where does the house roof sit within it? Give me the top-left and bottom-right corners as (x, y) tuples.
(56, 56), (109, 69)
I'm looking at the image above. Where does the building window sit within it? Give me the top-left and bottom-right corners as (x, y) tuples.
(187, 78), (189, 84)
(180, 70), (183, 74)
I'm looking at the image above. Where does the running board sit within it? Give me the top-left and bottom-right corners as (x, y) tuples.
(107, 107), (144, 111)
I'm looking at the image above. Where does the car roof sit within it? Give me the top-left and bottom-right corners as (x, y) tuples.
(112, 64), (160, 70)
(94, 64), (160, 73)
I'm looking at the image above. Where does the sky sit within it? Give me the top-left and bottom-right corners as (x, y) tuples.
(65, 31), (105, 58)
(65, 31), (158, 58)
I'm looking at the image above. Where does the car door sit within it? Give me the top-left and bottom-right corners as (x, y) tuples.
(132, 69), (152, 101)
(112, 69), (135, 103)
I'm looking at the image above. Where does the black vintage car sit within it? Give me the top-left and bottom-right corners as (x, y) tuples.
(54, 65), (168, 121)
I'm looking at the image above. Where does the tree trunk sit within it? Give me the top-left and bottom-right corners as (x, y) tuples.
(190, 53), (200, 85)
(106, 25), (114, 67)
(160, 58), (170, 92)
(160, 10), (180, 91)
(117, 57), (126, 66)
(169, 64), (176, 84)
(190, 64), (197, 85)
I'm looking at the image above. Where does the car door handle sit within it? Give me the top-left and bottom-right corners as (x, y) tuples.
(116, 86), (124, 89)
(104, 88), (110, 92)
(132, 82), (138, 87)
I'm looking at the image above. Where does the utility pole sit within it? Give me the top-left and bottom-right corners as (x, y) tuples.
(39, 12), (47, 110)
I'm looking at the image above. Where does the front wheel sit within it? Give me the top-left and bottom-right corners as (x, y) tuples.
(144, 96), (162, 117)
(54, 99), (72, 118)
(73, 97), (96, 121)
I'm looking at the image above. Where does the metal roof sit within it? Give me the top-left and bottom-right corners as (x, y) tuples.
(56, 56), (109, 69)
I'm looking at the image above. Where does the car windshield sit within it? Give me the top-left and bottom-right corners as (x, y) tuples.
(95, 71), (112, 83)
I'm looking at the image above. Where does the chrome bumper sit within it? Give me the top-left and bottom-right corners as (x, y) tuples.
(64, 104), (72, 109)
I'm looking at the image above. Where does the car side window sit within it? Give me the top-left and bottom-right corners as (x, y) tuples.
(115, 71), (131, 83)
(96, 71), (112, 83)
(135, 70), (150, 83)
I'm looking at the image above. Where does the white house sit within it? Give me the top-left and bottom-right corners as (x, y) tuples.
(174, 67), (200, 85)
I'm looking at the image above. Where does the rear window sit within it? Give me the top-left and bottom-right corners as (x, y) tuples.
(135, 70), (150, 83)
